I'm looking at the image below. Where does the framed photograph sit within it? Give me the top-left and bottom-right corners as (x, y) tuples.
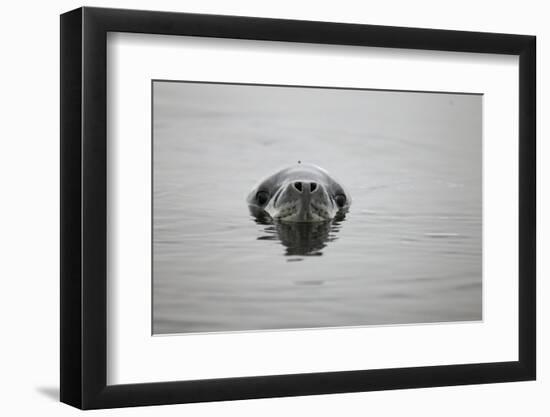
(60, 6), (536, 409)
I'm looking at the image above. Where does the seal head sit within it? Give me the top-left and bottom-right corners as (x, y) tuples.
(247, 164), (351, 223)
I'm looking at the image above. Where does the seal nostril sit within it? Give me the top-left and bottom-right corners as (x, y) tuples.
(293, 181), (303, 192)
(310, 182), (317, 192)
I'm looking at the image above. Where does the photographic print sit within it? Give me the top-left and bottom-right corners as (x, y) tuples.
(61, 9), (536, 407)
(152, 80), (482, 335)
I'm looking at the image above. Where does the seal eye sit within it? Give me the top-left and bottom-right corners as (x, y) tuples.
(334, 194), (346, 208)
(256, 191), (269, 206)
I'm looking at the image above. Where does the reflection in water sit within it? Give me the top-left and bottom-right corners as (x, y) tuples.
(254, 214), (345, 257)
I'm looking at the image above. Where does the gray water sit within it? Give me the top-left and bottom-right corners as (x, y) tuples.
(152, 81), (482, 335)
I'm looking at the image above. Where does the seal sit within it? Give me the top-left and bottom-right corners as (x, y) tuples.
(246, 163), (351, 222)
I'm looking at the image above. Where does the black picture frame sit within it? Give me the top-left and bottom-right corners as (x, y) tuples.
(60, 6), (536, 410)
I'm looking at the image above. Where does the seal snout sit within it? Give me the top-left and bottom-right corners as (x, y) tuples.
(279, 180), (330, 222)
(292, 181), (319, 194)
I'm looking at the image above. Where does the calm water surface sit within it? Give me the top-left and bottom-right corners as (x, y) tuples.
(153, 82), (482, 334)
